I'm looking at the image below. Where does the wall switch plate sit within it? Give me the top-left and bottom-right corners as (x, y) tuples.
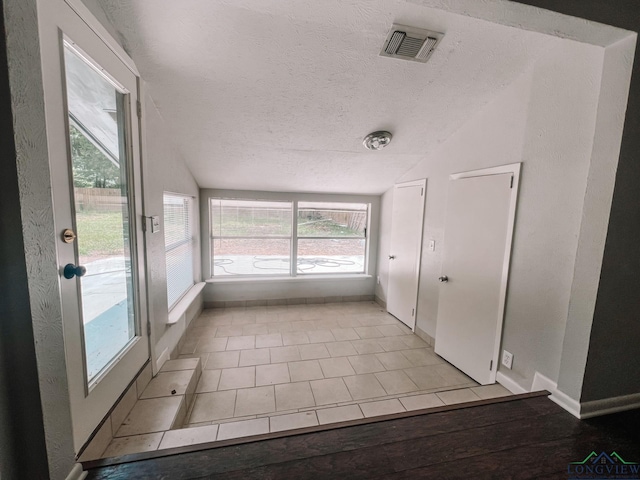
(377, 275), (381, 285)
(428, 240), (436, 251)
(502, 350), (513, 369)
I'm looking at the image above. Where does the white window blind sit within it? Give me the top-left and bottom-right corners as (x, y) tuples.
(164, 193), (194, 308)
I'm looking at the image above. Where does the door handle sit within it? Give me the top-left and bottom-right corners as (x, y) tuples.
(64, 263), (87, 279)
(438, 275), (449, 283)
(389, 255), (396, 260)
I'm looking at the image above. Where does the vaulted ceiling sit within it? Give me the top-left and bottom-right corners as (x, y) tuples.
(96, 0), (565, 194)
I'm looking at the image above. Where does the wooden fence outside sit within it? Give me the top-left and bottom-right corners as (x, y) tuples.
(74, 188), (124, 211)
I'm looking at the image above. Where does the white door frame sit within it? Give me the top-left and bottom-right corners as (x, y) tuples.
(387, 179), (427, 331)
(64, 0), (156, 372)
(64, 0), (140, 76)
(447, 163), (521, 383)
(61, 1), (154, 369)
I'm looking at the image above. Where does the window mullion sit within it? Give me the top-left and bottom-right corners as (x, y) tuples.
(291, 200), (298, 277)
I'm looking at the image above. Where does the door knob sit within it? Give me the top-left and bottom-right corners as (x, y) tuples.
(64, 263), (87, 279)
(438, 275), (449, 283)
(389, 255), (396, 260)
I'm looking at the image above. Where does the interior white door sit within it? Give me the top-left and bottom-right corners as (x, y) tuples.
(435, 170), (517, 385)
(387, 180), (426, 330)
(38, 0), (149, 450)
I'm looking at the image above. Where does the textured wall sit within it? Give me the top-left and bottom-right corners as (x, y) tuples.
(374, 188), (393, 303)
(0, 2), (49, 477)
(141, 87), (201, 366)
(510, 0), (640, 404)
(379, 36), (606, 392)
(556, 35), (636, 402)
(4, 0), (76, 478)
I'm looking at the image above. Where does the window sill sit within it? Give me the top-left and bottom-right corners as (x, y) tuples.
(168, 282), (206, 324)
(206, 274), (372, 285)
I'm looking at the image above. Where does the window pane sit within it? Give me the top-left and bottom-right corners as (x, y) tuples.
(211, 199), (292, 237)
(297, 239), (365, 274)
(65, 43), (136, 382)
(164, 194), (193, 307)
(297, 202), (367, 237)
(212, 238), (291, 275)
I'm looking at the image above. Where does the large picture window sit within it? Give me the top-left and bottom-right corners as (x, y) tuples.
(211, 199), (293, 276)
(210, 198), (369, 277)
(164, 193), (194, 307)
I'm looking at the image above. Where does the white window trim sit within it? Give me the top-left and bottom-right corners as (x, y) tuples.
(209, 197), (370, 278)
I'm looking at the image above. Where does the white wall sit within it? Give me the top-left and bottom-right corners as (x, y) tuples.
(201, 189), (379, 304)
(378, 38), (605, 391)
(141, 88), (202, 366)
(557, 34), (636, 402)
(374, 188), (393, 304)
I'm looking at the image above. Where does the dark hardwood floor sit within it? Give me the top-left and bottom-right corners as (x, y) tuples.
(85, 393), (640, 479)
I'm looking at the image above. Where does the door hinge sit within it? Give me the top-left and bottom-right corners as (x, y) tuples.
(421, 187), (424, 196)
(510, 176), (514, 188)
(137, 100), (142, 119)
(490, 360), (493, 371)
(411, 308), (415, 317)
(147, 319), (151, 337)
(364, 227), (367, 238)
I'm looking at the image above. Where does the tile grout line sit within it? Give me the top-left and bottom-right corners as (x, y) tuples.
(98, 304), (512, 457)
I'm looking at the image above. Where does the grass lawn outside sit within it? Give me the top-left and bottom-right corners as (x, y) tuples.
(76, 209), (127, 258)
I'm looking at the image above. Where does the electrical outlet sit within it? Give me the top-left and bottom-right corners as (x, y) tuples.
(502, 350), (513, 369)
(377, 275), (380, 285)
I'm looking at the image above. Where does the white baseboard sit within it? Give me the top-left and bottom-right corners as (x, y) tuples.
(524, 371), (581, 418)
(65, 463), (87, 480)
(489, 370), (639, 420)
(496, 371), (528, 394)
(580, 392), (640, 419)
(414, 326), (434, 347)
(531, 371), (557, 394)
(549, 388), (581, 418)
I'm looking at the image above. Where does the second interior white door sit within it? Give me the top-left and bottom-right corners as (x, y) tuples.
(435, 168), (518, 385)
(386, 180), (426, 330)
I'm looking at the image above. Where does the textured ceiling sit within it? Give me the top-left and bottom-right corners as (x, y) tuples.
(95, 0), (563, 194)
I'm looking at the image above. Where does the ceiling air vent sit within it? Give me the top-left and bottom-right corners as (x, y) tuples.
(380, 24), (443, 63)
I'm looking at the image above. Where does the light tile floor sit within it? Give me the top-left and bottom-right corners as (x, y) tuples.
(102, 301), (512, 457)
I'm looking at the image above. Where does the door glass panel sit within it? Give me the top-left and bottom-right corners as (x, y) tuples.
(64, 43), (136, 384)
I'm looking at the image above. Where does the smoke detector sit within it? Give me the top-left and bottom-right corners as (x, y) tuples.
(380, 24), (443, 63)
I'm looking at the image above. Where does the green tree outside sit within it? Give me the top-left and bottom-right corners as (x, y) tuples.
(70, 124), (121, 189)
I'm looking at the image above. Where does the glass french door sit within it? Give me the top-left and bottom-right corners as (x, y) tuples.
(64, 42), (138, 384)
(38, 0), (149, 451)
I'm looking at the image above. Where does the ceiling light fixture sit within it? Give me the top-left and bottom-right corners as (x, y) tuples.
(363, 131), (392, 151)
